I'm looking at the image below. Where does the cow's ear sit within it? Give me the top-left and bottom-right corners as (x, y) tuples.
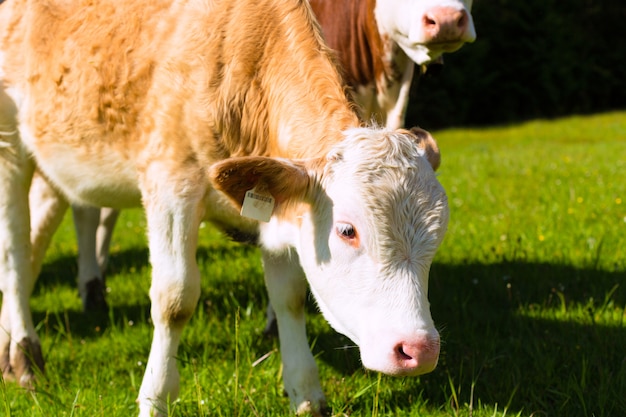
(208, 156), (311, 212)
(408, 127), (441, 171)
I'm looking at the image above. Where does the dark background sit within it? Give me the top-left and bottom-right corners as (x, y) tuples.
(406, 0), (626, 130)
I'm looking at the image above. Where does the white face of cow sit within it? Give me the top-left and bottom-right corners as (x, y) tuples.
(375, 0), (476, 64)
(209, 128), (448, 376)
(297, 128), (449, 376)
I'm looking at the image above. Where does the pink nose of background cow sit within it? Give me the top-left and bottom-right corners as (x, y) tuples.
(422, 6), (474, 45)
(392, 334), (440, 376)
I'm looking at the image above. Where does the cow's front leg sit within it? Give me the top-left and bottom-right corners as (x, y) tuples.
(382, 56), (415, 131)
(137, 188), (203, 417)
(0, 128), (42, 385)
(262, 249), (327, 416)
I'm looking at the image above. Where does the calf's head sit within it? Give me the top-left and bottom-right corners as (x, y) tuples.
(210, 127), (448, 376)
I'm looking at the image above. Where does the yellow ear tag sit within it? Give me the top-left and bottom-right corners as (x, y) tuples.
(240, 187), (275, 222)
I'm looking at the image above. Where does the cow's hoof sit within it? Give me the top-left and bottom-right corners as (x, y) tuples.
(84, 278), (108, 312)
(12, 338), (44, 388)
(296, 399), (330, 417)
(0, 342), (14, 381)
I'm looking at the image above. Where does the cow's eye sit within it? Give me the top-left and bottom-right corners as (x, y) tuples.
(336, 222), (356, 239)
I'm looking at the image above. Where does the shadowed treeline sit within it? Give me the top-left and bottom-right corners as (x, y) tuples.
(406, 0), (626, 129)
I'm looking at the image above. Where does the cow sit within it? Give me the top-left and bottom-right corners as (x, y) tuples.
(29, 0), (474, 315)
(0, 0), (449, 415)
(312, 0), (476, 130)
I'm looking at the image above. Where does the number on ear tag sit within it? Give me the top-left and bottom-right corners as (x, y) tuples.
(240, 188), (275, 222)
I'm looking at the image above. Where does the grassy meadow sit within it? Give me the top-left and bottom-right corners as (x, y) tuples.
(1, 111), (625, 416)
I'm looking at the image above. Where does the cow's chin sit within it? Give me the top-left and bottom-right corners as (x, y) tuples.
(429, 41), (466, 54)
(309, 284), (441, 377)
(397, 41), (465, 66)
(397, 43), (437, 65)
(308, 286), (360, 346)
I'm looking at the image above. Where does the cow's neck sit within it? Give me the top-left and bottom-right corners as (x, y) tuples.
(209, 0), (359, 161)
(308, 0), (387, 91)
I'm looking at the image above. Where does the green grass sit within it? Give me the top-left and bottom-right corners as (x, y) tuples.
(2, 111), (625, 416)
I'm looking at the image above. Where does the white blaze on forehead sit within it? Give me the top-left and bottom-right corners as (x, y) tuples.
(324, 128), (448, 266)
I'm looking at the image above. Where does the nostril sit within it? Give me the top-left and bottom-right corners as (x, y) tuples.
(394, 342), (422, 366)
(422, 7), (472, 42)
(423, 14), (437, 28)
(392, 337), (440, 375)
(457, 11), (468, 29)
(396, 344), (413, 361)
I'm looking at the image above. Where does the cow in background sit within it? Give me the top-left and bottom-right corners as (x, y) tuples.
(311, 0), (475, 130)
(0, 0), (449, 415)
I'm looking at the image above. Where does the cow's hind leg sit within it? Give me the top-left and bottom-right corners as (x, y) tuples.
(30, 172), (69, 282)
(72, 205), (120, 312)
(96, 207), (120, 275)
(137, 179), (203, 417)
(72, 205), (108, 311)
(262, 300), (278, 336)
(0, 111), (43, 385)
(262, 249), (327, 416)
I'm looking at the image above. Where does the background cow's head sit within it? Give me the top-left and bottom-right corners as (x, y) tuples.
(375, 0), (476, 64)
(210, 128), (449, 376)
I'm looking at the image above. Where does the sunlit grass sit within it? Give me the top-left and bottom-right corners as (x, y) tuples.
(1, 111), (625, 416)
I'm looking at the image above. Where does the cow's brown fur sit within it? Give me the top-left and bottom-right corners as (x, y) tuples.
(0, 1), (447, 414)
(0, 0), (362, 409)
(1, 0), (359, 199)
(309, 0), (386, 89)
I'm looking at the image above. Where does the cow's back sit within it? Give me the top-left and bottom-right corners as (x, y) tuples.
(1, 0), (173, 146)
(0, 0), (355, 206)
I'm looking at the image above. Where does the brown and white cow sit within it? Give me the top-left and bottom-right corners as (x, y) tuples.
(312, 0), (475, 129)
(0, 0), (449, 415)
(33, 0), (474, 315)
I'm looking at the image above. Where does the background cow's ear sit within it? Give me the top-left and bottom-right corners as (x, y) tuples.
(208, 156), (311, 211)
(408, 127), (441, 171)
